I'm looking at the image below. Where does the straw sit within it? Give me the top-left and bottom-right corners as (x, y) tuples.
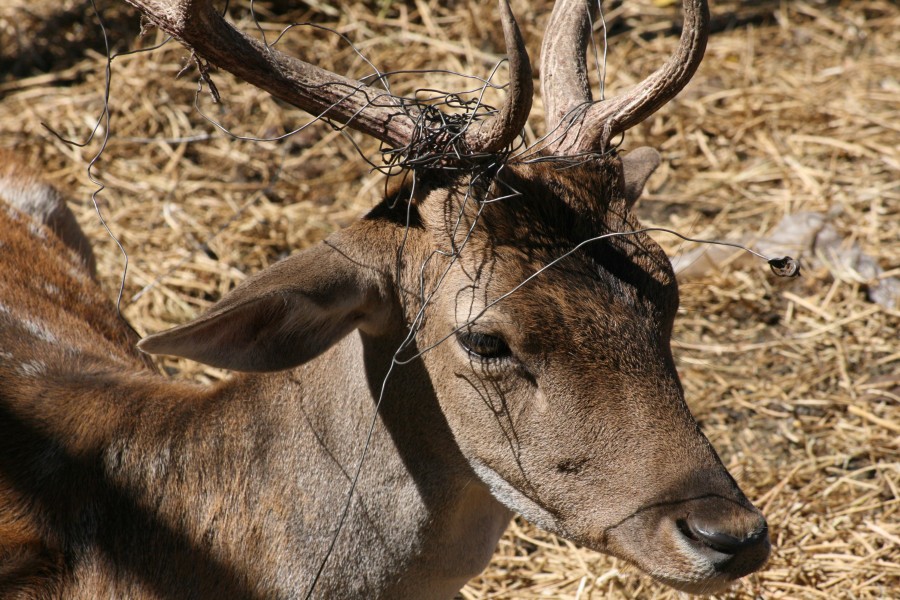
(1, 1), (897, 597)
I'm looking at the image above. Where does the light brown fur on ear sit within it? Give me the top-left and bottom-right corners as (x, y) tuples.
(621, 146), (661, 209)
(138, 233), (395, 372)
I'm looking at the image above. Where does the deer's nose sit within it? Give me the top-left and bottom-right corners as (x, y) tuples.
(683, 514), (768, 553)
(678, 510), (770, 578)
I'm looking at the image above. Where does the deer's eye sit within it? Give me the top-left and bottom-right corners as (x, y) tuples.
(456, 331), (512, 361)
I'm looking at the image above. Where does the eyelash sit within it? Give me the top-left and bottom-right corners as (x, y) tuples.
(456, 331), (512, 362)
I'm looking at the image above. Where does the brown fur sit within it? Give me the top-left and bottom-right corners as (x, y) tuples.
(0, 152), (768, 598)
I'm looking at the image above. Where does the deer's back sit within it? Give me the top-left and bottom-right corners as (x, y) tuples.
(0, 165), (151, 597)
(0, 154), (141, 370)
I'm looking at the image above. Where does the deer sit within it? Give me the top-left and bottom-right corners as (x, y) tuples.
(0, 0), (771, 597)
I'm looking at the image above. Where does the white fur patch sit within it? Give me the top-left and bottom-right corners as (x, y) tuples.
(17, 360), (46, 377)
(469, 459), (560, 533)
(24, 319), (58, 344)
(0, 174), (61, 224)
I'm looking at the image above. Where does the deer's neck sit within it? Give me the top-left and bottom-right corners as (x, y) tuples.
(55, 328), (509, 598)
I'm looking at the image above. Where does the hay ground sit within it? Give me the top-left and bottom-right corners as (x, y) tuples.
(1, 0), (897, 598)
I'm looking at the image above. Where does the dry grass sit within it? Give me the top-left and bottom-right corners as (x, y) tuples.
(1, 0), (897, 598)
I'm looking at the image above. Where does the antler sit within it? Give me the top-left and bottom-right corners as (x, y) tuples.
(540, 0), (710, 154)
(467, 0), (533, 153)
(125, 0), (531, 155)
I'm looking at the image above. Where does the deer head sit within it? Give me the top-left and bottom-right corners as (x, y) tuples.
(133, 0), (769, 593)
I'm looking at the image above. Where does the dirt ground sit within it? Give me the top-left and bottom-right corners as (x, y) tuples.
(1, 0), (897, 598)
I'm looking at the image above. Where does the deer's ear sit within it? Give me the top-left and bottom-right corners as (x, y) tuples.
(138, 238), (392, 372)
(621, 147), (661, 209)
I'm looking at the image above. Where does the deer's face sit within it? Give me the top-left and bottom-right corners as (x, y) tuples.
(410, 156), (770, 593)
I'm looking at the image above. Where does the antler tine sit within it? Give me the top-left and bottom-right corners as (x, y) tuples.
(463, 0), (533, 154)
(541, 0), (710, 155)
(126, 0), (418, 149)
(540, 0), (594, 139)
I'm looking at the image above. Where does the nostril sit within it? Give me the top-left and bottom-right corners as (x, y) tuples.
(676, 518), (699, 542)
(682, 515), (769, 556)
